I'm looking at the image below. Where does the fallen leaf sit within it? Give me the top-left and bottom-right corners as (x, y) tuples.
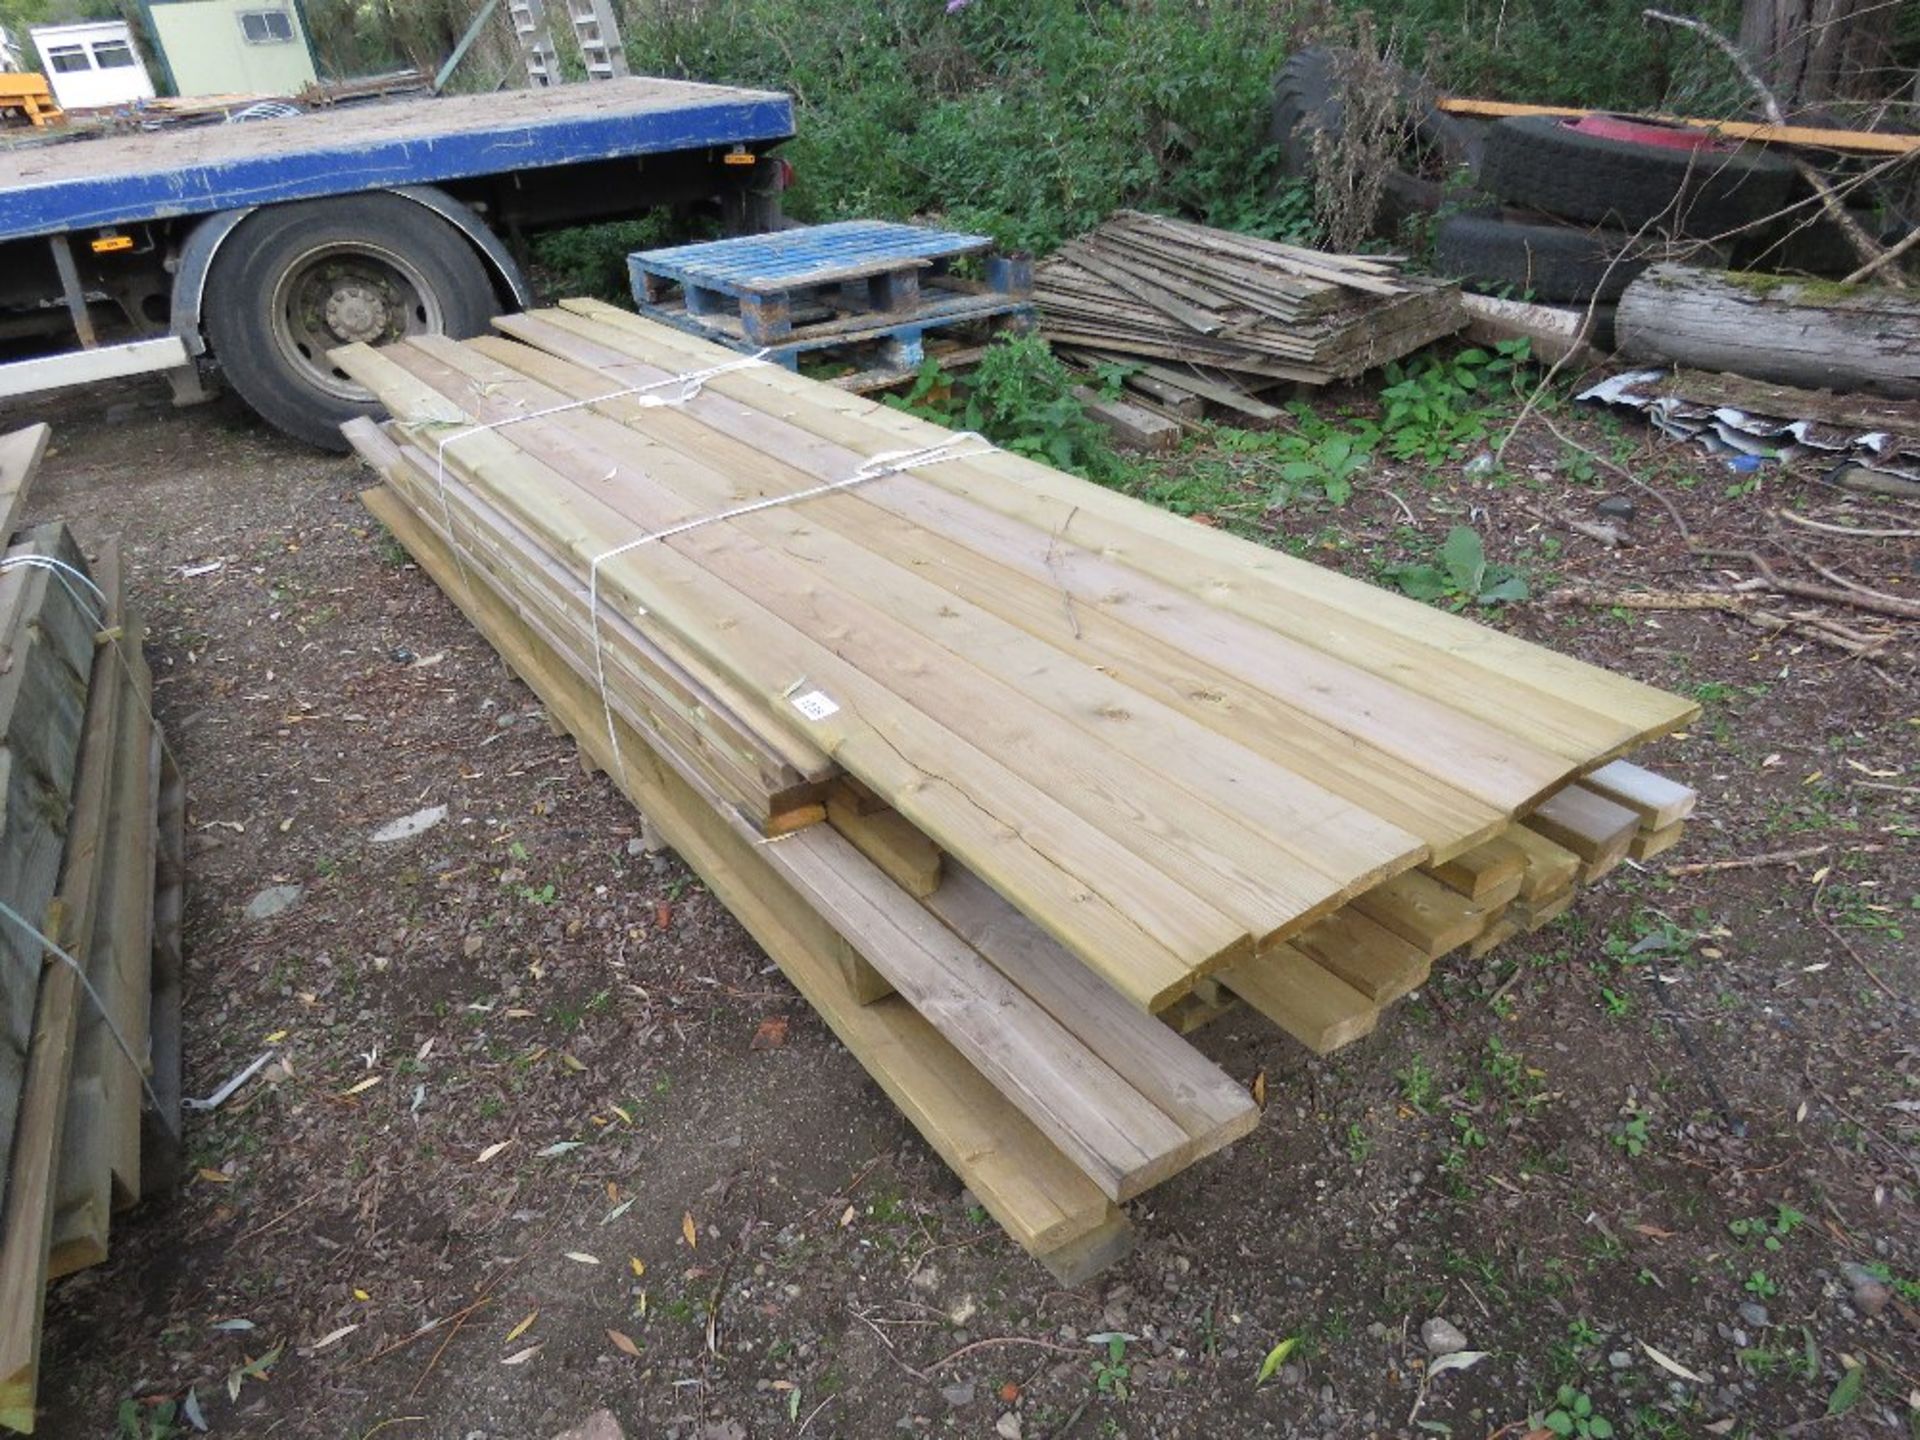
(504, 1310), (538, 1344)
(352, 1289), (370, 1302)
(212, 1318), (255, 1332)
(1640, 1340), (1708, 1384)
(196, 1168), (232, 1185)
(476, 1141), (512, 1163)
(560, 1052), (587, 1072)
(565, 1251), (601, 1265)
(609, 1104), (633, 1124)
(838, 1204), (855, 1228)
(340, 1075), (382, 1097)
(751, 1016), (789, 1050)
(629, 1257), (646, 1278)
(601, 1198), (634, 1225)
(607, 1328), (641, 1358)
(682, 1211), (698, 1249)
(1427, 1350), (1488, 1380)
(1254, 1336), (1297, 1386)
(998, 1383), (1020, 1404)
(264, 1030), (289, 1044)
(501, 1343), (542, 1366)
(536, 1141), (582, 1158)
(655, 902), (673, 930)
(1827, 1361), (1864, 1416)
(1632, 1224), (1676, 1240)
(1250, 1069), (1267, 1109)
(305, 1324), (359, 1353)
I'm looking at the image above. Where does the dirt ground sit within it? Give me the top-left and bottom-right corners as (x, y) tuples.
(6, 364), (1915, 1440)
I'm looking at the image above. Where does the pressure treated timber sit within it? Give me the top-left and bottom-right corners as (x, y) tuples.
(49, 611), (155, 1279)
(395, 335), (1422, 934)
(1506, 825), (1582, 901)
(826, 784), (942, 899)
(361, 485), (1126, 1266)
(1350, 871), (1491, 958)
(1468, 913), (1523, 959)
(498, 312), (1597, 818)
(1582, 759), (1696, 831)
(0, 545), (123, 1436)
(140, 740), (185, 1198)
(1428, 837), (1526, 900)
(1217, 946), (1377, 1055)
(1511, 891), (1575, 932)
(548, 301), (1698, 761)
(477, 321), (1504, 862)
(0, 525), (97, 1207)
(1526, 784), (1638, 878)
(924, 866), (1259, 1160)
(1291, 909), (1430, 1003)
(1630, 821), (1687, 862)
(0, 426), (49, 545)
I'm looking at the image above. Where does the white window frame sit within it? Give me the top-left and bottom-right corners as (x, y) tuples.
(238, 9), (296, 45)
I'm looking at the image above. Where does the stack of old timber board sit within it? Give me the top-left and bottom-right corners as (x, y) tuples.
(1035, 211), (1466, 411)
(338, 302), (1697, 1279)
(0, 427), (181, 1434)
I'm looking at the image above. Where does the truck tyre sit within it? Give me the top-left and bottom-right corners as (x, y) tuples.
(1433, 215), (1654, 303)
(205, 193), (498, 450)
(1478, 114), (1795, 238)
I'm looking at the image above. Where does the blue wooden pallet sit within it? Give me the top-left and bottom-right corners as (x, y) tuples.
(627, 221), (1034, 384)
(628, 220), (1032, 353)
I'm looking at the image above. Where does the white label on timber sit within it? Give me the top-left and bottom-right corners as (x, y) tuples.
(791, 689), (840, 721)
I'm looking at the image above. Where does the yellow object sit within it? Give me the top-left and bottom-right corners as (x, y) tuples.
(89, 235), (135, 254)
(0, 73), (65, 129)
(1437, 97), (1918, 156)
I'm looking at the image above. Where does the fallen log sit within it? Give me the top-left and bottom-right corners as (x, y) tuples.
(1616, 266), (1920, 398)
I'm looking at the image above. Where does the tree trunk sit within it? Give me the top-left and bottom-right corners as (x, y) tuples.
(1738, 0), (1899, 110)
(1616, 264), (1920, 398)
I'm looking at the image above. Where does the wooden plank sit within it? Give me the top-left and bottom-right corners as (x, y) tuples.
(0, 339), (189, 402)
(0, 543), (122, 1435)
(924, 865), (1259, 1158)
(361, 485), (1126, 1264)
(1159, 989), (1239, 1035)
(1506, 824), (1581, 901)
(1581, 759), (1696, 831)
(1525, 784), (1638, 872)
(49, 609), (155, 1277)
(1350, 871), (1490, 958)
(139, 738), (185, 1198)
(1428, 836), (1526, 900)
(825, 783), (942, 900)
(1072, 387), (1182, 452)
(774, 829), (1194, 1204)
(1291, 908), (1430, 1003)
(549, 302), (1696, 772)
(0, 426), (50, 546)
(1512, 890), (1575, 932)
(1468, 912), (1522, 959)
(398, 335), (1421, 935)
(1218, 946), (1377, 1055)
(1435, 97), (1920, 156)
(0, 525), (98, 1204)
(1630, 820), (1686, 862)
(478, 317), (1514, 861)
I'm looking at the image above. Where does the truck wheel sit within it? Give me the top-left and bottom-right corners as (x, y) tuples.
(205, 194), (498, 450)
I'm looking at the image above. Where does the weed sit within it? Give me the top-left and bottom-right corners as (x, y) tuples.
(1611, 1104), (1651, 1158)
(1743, 1270), (1779, 1299)
(1385, 525), (1529, 608)
(1346, 1120), (1372, 1163)
(1397, 1056), (1437, 1112)
(1091, 1334), (1131, 1400)
(1376, 342), (1529, 461)
(117, 1399), (182, 1440)
(891, 336), (1125, 481)
(1567, 1317), (1603, 1349)
(1537, 1384), (1616, 1438)
(1729, 1203), (1805, 1252)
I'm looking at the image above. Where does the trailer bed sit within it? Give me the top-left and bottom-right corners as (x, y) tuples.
(0, 78), (793, 244)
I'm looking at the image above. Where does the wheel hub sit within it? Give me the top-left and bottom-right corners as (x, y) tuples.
(322, 281), (393, 344)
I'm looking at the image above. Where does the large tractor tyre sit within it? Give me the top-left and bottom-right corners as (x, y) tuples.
(205, 193), (499, 451)
(1477, 114), (1795, 239)
(1432, 214), (1657, 304)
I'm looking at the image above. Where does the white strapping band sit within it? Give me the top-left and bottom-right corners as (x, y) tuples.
(584, 432), (997, 789)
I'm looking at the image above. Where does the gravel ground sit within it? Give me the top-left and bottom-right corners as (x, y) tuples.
(5, 368), (1914, 1440)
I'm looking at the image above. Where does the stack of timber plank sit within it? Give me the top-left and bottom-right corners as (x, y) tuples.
(1035, 211), (1466, 408)
(0, 428), (181, 1435)
(337, 302), (1697, 1279)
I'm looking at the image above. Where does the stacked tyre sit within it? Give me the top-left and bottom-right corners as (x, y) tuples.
(1272, 51), (1798, 304)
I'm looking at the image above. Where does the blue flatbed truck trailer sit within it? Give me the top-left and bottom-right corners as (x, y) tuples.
(0, 77), (794, 447)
